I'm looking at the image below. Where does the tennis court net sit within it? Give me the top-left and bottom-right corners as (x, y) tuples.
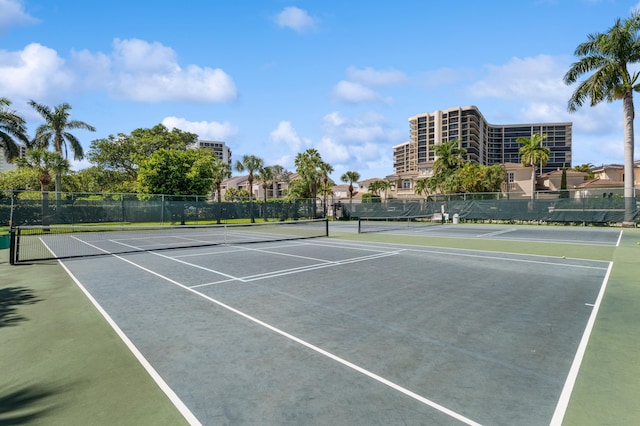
(9, 219), (328, 264)
(358, 215), (442, 234)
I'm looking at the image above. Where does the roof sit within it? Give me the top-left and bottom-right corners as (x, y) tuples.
(576, 178), (624, 188)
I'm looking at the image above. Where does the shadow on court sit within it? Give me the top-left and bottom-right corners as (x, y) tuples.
(0, 287), (42, 328)
(0, 383), (63, 425)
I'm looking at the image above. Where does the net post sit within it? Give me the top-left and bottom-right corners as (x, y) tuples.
(325, 218), (329, 236)
(9, 228), (16, 265)
(357, 218), (361, 234)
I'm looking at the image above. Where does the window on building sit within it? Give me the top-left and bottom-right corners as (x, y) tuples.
(402, 180), (412, 189)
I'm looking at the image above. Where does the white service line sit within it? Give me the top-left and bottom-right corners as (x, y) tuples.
(476, 228), (518, 238)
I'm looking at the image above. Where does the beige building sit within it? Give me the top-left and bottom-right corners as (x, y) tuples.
(387, 106), (573, 199)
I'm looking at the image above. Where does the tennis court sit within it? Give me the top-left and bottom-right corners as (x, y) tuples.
(51, 222), (613, 425)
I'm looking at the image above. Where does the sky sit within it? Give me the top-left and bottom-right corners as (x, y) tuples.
(2, 0), (640, 183)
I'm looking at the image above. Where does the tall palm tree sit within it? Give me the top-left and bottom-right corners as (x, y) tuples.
(235, 154), (264, 223)
(294, 148), (323, 199)
(433, 139), (467, 176)
(319, 161), (334, 217)
(564, 13), (640, 223)
(0, 98), (30, 161)
(518, 133), (550, 200)
(340, 170), (360, 214)
(16, 148), (70, 227)
(210, 158), (232, 224)
(257, 165), (277, 221)
(29, 100), (96, 193)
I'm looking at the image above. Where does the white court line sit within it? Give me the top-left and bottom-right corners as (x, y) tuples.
(49, 238), (201, 425)
(616, 230), (623, 247)
(108, 253), (481, 426)
(306, 239), (610, 271)
(476, 228), (518, 238)
(550, 262), (614, 425)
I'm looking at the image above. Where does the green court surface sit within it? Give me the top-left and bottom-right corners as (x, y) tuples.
(0, 249), (188, 425)
(1, 223), (638, 424)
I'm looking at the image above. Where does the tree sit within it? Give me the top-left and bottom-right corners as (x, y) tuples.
(0, 167), (39, 191)
(0, 98), (29, 162)
(518, 133), (550, 200)
(433, 139), (467, 176)
(16, 148), (70, 226)
(368, 180), (391, 199)
(560, 166), (569, 198)
(137, 149), (216, 196)
(87, 124), (198, 191)
(414, 177), (433, 199)
(257, 165), (276, 221)
(235, 154), (264, 223)
(572, 163), (595, 180)
(29, 100), (96, 193)
(564, 13), (640, 223)
(319, 162), (334, 217)
(209, 158), (232, 224)
(224, 187), (250, 202)
(294, 148), (323, 200)
(340, 170), (360, 213)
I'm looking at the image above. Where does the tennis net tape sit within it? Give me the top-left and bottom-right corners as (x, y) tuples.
(358, 215), (441, 234)
(9, 219), (328, 264)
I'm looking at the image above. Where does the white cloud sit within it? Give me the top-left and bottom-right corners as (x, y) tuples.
(269, 120), (310, 152)
(274, 6), (317, 33)
(96, 38), (237, 102)
(346, 66), (407, 86)
(316, 111), (404, 176)
(161, 116), (238, 140)
(333, 80), (382, 103)
(0, 43), (74, 100)
(316, 136), (350, 164)
(0, 39), (238, 104)
(0, 0), (39, 33)
(469, 54), (571, 102)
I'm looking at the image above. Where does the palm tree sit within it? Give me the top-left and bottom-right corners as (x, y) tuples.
(433, 139), (467, 176)
(294, 148), (323, 199)
(340, 170), (360, 215)
(564, 14), (640, 223)
(29, 100), (96, 193)
(319, 161), (334, 217)
(0, 98), (30, 161)
(210, 159), (232, 224)
(269, 165), (290, 198)
(235, 154), (264, 223)
(518, 133), (550, 200)
(257, 165), (276, 221)
(414, 177), (432, 199)
(16, 148), (70, 227)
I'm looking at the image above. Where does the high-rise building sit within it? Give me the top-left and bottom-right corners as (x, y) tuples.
(395, 105), (572, 177)
(0, 143), (27, 172)
(195, 140), (232, 166)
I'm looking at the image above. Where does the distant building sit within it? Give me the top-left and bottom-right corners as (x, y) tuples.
(387, 105), (573, 198)
(0, 143), (27, 172)
(195, 140), (232, 166)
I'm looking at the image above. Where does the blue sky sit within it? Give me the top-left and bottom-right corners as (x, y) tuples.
(2, 0), (640, 182)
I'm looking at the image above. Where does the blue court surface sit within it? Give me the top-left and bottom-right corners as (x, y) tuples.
(55, 228), (613, 425)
